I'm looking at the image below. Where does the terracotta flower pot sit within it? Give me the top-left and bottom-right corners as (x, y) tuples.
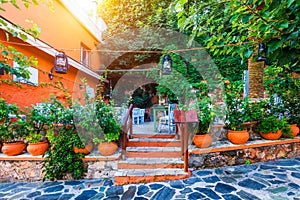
(228, 130), (249, 144)
(290, 124), (299, 137)
(97, 142), (118, 156)
(27, 141), (49, 156)
(2, 141), (26, 156)
(73, 142), (93, 154)
(259, 130), (282, 140)
(193, 134), (213, 148)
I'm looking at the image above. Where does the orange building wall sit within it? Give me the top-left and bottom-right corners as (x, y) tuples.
(0, 28), (99, 108)
(1, 1), (101, 70)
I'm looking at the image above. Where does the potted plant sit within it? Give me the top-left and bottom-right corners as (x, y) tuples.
(264, 66), (300, 137)
(25, 104), (53, 156)
(257, 116), (290, 140)
(93, 99), (121, 156)
(0, 98), (28, 156)
(192, 81), (214, 148)
(224, 80), (250, 144)
(72, 100), (98, 155)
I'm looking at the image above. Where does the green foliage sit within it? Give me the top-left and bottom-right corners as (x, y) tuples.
(0, 98), (29, 142)
(43, 127), (85, 181)
(257, 116), (289, 134)
(224, 80), (251, 130)
(264, 65), (300, 126)
(174, 0), (300, 70)
(93, 99), (121, 144)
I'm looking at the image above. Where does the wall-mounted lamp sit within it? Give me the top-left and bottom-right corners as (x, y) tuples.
(49, 52), (69, 80)
(256, 43), (267, 62)
(162, 54), (172, 75)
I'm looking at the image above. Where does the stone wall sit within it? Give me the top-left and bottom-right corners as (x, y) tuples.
(189, 142), (300, 169)
(0, 160), (118, 183)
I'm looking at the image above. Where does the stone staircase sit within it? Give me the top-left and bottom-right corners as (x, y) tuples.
(114, 134), (191, 185)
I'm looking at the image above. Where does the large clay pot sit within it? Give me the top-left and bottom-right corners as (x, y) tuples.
(73, 142), (93, 154)
(27, 141), (49, 156)
(2, 141), (26, 156)
(290, 124), (299, 137)
(228, 130), (249, 144)
(193, 134), (213, 148)
(97, 142), (118, 156)
(259, 130), (282, 140)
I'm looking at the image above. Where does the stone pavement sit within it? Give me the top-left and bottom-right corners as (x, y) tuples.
(0, 157), (299, 200)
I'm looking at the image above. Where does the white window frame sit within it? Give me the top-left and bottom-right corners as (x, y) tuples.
(13, 62), (38, 86)
(80, 44), (90, 68)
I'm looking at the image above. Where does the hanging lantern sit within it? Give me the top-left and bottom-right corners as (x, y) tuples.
(162, 54), (172, 75)
(54, 52), (69, 74)
(256, 43), (267, 62)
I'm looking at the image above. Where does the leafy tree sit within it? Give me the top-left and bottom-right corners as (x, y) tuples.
(173, 0), (300, 70)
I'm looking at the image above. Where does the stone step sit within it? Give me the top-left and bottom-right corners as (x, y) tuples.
(125, 147), (182, 158)
(127, 138), (181, 147)
(118, 157), (184, 169)
(130, 134), (177, 139)
(114, 168), (190, 185)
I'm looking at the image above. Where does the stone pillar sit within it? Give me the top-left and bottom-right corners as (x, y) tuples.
(248, 56), (265, 98)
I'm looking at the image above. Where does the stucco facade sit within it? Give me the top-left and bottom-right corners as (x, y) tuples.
(0, 0), (105, 107)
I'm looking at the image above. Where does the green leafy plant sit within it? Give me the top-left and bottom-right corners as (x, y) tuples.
(0, 98), (29, 143)
(257, 116), (288, 134)
(224, 80), (251, 131)
(92, 99), (121, 144)
(42, 97), (86, 181)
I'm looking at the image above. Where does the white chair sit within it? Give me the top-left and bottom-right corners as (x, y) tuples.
(158, 104), (177, 133)
(132, 108), (140, 125)
(139, 109), (145, 124)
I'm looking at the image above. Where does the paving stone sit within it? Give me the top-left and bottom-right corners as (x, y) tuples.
(44, 185), (64, 193)
(194, 187), (221, 199)
(170, 180), (185, 189)
(215, 168), (223, 175)
(64, 189), (69, 193)
(104, 196), (120, 200)
(252, 177), (272, 186)
(287, 192), (295, 196)
(59, 194), (75, 200)
(222, 194), (242, 200)
(121, 186), (136, 200)
(64, 180), (83, 186)
(0, 183), (26, 192)
(151, 186), (175, 200)
(27, 191), (41, 198)
(137, 185), (149, 196)
(103, 179), (113, 186)
(149, 183), (164, 190)
(273, 169), (286, 173)
(288, 183), (300, 189)
(267, 186), (288, 194)
(35, 193), (62, 200)
(236, 190), (260, 200)
(38, 182), (62, 189)
(187, 192), (206, 200)
(202, 176), (220, 183)
(260, 165), (278, 170)
(215, 183), (237, 194)
(178, 188), (191, 194)
(220, 177), (237, 183)
(253, 173), (276, 179)
(75, 190), (98, 200)
(268, 180), (286, 184)
(144, 191), (154, 197)
(274, 173), (287, 180)
(175, 194), (186, 198)
(267, 159), (299, 166)
(270, 195), (289, 200)
(134, 197), (148, 200)
(183, 177), (202, 185)
(238, 178), (266, 190)
(11, 187), (31, 193)
(106, 186), (124, 197)
(291, 172), (300, 179)
(196, 170), (213, 176)
(99, 186), (106, 192)
(89, 193), (105, 200)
